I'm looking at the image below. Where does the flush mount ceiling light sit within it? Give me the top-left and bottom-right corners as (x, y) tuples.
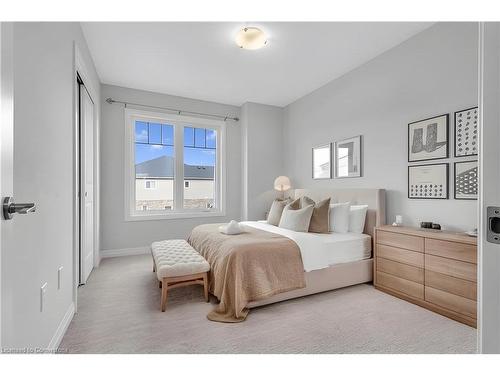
(235, 27), (267, 50)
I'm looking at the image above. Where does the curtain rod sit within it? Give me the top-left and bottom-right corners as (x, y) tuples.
(105, 98), (239, 122)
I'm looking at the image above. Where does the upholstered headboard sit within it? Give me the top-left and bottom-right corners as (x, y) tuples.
(293, 188), (386, 238)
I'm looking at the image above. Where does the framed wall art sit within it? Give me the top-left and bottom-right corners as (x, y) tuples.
(408, 163), (449, 199)
(454, 160), (478, 200)
(408, 114), (449, 162)
(312, 143), (332, 179)
(454, 107), (478, 157)
(334, 135), (362, 178)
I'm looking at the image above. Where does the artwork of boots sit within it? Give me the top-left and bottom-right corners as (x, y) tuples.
(411, 128), (424, 153)
(424, 123), (447, 152)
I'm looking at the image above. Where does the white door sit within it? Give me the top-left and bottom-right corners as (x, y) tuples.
(79, 84), (94, 284)
(0, 22), (14, 349)
(478, 22), (500, 353)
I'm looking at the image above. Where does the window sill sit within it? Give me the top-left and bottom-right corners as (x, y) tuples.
(125, 210), (226, 222)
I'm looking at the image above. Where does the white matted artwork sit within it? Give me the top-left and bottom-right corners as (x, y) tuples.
(312, 144), (331, 179)
(408, 163), (449, 199)
(334, 135), (362, 178)
(454, 160), (478, 200)
(408, 114), (449, 162)
(454, 107), (478, 157)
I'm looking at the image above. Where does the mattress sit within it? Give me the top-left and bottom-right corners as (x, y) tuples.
(241, 221), (372, 272)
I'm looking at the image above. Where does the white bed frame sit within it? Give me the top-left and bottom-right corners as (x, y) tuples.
(247, 188), (386, 308)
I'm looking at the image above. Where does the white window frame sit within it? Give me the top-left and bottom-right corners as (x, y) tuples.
(124, 108), (226, 221)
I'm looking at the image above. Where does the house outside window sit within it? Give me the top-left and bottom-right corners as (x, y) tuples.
(125, 109), (225, 220)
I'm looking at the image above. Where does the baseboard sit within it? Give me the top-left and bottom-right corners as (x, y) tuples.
(100, 246), (150, 258)
(47, 302), (75, 351)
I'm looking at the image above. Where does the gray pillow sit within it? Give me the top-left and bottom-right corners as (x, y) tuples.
(267, 199), (291, 226)
(278, 203), (314, 232)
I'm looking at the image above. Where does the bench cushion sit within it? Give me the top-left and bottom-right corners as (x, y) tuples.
(151, 239), (210, 279)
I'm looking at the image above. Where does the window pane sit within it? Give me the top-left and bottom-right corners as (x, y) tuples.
(135, 142), (174, 211)
(194, 128), (206, 148)
(184, 127), (194, 147)
(184, 127), (216, 209)
(149, 123), (162, 144)
(135, 121), (148, 143)
(162, 124), (174, 145)
(206, 129), (216, 149)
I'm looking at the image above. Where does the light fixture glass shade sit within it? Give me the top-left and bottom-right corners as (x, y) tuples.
(274, 176), (291, 192)
(235, 27), (267, 50)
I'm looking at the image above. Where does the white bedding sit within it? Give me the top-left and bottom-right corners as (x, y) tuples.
(241, 221), (372, 272)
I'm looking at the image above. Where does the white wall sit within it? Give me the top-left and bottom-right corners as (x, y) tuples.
(2, 22), (100, 348)
(283, 22), (478, 231)
(241, 102), (284, 220)
(100, 84), (241, 251)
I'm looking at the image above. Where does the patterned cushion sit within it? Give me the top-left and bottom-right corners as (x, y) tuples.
(151, 239), (210, 279)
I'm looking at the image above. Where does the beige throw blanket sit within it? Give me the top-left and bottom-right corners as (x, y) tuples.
(188, 223), (306, 323)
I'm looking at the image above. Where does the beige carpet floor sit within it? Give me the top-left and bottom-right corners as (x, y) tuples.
(60, 254), (477, 354)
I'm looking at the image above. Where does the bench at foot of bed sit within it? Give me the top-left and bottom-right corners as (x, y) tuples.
(151, 239), (210, 311)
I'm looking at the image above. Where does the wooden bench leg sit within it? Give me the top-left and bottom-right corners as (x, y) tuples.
(153, 261), (156, 272)
(161, 278), (168, 312)
(203, 272), (209, 302)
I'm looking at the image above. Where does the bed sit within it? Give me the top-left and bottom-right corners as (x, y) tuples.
(247, 188), (385, 308)
(188, 188), (386, 321)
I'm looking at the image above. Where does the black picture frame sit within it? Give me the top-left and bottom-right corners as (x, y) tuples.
(454, 160), (478, 200)
(408, 163), (449, 200)
(312, 143), (332, 180)
(454, 106), (478, 158)
(408, 114), (449, 162)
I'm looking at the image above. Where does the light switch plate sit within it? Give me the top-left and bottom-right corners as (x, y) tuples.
(40, 282), (48, 312)
(58, 266), (63, 290)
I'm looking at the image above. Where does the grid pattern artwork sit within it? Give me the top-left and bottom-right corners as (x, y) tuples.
(455, 107), (478, 157)
(409, 183), (445, 198)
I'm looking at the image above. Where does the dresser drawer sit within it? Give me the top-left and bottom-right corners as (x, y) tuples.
(377, 230), (424, 252)
(377, 258), (424, 284)
(377, 244), (424, 267)
(425, 254), (476, 282)
(425, 238), (477, 264)
(377, 271), (424, 299)
(425, 286), (476, 318)
(425, 270), (477, 300)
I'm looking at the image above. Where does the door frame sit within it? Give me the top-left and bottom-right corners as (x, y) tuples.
(73, 43), (100, 310)
(0, 21), (13, 350)
(477, 22), (500, 354)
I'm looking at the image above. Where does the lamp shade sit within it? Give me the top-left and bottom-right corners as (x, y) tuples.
(274, 176), (291, 192)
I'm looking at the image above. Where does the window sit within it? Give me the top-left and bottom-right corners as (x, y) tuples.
(125, 109), (225, 220)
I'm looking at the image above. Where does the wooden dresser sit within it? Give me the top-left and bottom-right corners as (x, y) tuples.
(374, 225), (477, 327)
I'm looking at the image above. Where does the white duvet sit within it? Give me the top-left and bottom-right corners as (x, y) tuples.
(241, 221), (371, 272)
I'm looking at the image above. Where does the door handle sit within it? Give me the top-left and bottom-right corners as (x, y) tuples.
(2, 197), (36, 220)
(487, 206), (500, 244)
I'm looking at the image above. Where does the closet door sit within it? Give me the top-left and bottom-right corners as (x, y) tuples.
(79, 84), (94, 284)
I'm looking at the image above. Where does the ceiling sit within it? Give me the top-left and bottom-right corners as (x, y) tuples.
(81, 22), (433, 107)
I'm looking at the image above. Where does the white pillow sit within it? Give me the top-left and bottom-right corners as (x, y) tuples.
(329, 202), (351, 233)
(349, 205), (368, 233)
(279, 204), (314, 232)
